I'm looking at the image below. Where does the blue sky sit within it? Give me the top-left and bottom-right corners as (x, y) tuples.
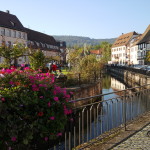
(0, 0), (150, 39)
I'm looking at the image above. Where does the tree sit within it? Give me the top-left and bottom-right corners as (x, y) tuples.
(29, 49), (46, 70)
(145, 51), (150, 65)
(0, 43), (27, 67)
(100, 42), (112, 64)
(67, 48), (83, 70)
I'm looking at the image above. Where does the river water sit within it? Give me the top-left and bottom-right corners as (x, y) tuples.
(49, 74), (150, 150)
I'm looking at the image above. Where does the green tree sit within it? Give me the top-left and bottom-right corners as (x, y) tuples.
(29, 49), (46, 70)
(145, 51), (150, 65)
(100, 42), (112, 64)
(0, 43), (27, 67)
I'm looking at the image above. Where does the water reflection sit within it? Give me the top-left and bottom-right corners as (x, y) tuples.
(49, 74), (150, 150)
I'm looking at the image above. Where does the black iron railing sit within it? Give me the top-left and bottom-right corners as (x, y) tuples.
(49, 84), (150, 150)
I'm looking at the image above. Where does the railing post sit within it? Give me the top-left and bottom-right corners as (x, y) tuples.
(94, 71), (96, 82)
(78, 73), (81, 86)
(124, 89), (127, 131)
(100, 70), (101, 78)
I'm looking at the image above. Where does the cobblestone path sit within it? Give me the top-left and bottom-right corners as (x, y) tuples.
(112, 124), (150, 150)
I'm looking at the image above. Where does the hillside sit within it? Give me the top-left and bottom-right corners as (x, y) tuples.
(53, 35), (116, 47)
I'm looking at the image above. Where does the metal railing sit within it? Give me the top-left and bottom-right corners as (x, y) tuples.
(49, 84), (150, 150)
(56, 71), (103, 87)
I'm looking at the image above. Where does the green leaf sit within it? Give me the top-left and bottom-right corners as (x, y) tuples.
(23, 139), (28, 145)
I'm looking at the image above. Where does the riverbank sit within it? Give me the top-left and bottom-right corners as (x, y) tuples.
(77, 111), (150, 150)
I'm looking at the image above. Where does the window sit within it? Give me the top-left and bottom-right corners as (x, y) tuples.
(13, 31), (16, 38)
(22, 32), (25, 39)
(18, 32), (21, 38)
(8, 30), (11, 37)
(1, 28), (5, 35)
(10, 21), (15, 26)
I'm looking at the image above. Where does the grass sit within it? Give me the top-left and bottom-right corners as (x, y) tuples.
(61, 69), (71, 75)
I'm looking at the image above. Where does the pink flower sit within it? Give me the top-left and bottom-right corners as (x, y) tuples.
(70, 92), (74, 95)
(49, 116), (55, 120)
(65, 94), (70, 98)
(32, 84), (39, 91)
(24, 67), (30, 70)
(54, 97), (59, 101)
(40, 96), (44, 99)
(44, 137), (48, 141)
(9, 81), (14, 85)
(70, 118), (74, 122)
(1, 97), (5, 102)
(21, 64), (25, 67)
(11, 136), (17, 141)
(57, 132), (62, 136)
(53, 90), (57, 95)
(64, 108), (72, 115)
(47, 102), (51, 107)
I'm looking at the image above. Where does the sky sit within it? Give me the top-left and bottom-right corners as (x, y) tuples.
(0, 0), (150, 39)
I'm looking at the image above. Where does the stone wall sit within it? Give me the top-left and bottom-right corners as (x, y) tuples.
(67, 81), (102, 106)
(107, 67), (150, 88)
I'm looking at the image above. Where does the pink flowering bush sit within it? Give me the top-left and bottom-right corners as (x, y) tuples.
(0, 68), (73, 149)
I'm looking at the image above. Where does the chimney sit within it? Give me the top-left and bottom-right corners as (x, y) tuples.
(6, 10), (10, 14)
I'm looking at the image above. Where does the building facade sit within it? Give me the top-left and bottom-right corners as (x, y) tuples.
(137, 25), (150, 65)
(0, 10), (27, 64)
(111, 32), (140, 65)
(0, 10), (66, 65)
(25, 28), (61, 64)
(56, 41), (66, 63)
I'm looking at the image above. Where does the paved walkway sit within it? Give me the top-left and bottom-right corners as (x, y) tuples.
(81, 111), (150, 150)
(112, 124), (150, 150)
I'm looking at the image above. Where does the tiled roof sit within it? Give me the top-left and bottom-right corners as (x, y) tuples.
(130, 34), (142, 46)
(112, 31), (138, 48)
(25, 28), (60, 51)
(25, 28), (56, 45)
(0, 11), (25, 31)
(137, 25), (150, 44)
(90, 49), (103, 55)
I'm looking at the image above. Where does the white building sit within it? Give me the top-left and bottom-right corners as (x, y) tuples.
(0, 10), (28, 64)
(128, 35), (141, 65)
(111, 32), (140, 65)
(0, 10), (67, 65)
(137, 25), (150, 65)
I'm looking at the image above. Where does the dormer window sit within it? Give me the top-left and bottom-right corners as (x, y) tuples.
(10, 21), (15, 26)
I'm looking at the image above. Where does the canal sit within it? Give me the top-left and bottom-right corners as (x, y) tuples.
(48, 74), (150, 150)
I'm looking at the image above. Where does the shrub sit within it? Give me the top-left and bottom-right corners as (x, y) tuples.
(0, 68), (73, 149)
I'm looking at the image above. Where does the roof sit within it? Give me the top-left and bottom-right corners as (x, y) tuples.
(25, 28), (60, 51)
(112, 31), (138, 48)
(137, 25), (150, 44)
(130, 34), (142, 46)
(90, 49), (103, 55)
(0, 11), (25, 32)
(25, 28), (56, 45)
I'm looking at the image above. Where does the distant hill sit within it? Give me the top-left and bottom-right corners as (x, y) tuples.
(53, 35), (116, 47)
